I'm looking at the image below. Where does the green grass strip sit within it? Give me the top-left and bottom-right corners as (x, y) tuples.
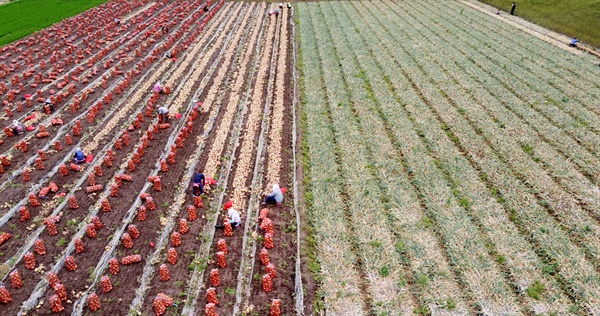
(0, 0), (108, 46)
(478, 0), (600, 48)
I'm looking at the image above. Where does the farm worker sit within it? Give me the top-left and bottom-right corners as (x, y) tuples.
(192, 169), (206, 196)
(269, 9), (279, 17)
(263, 184), (284, 206)
(114, 17), (121, 25)
(510, 2), (516, 15)
(157, 106), (169, 123)
(279, 2), (283, 9)
(216, 202), (241, 229)
(44, 97), (54, 113)
(569, 38), (579, 48)
(204, 6), (209, 12)
(495, 9), (500, 15)
(73, 148), (86, 164)
(12, 120), (25, 135)
(287, 3), (291, 9)
(161, 25), (168, 34)
(153, 81), (163, 94)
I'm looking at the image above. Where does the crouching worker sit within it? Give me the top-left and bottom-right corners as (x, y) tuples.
(157, 106), (169, 123)
(12, 120), (25, 135)
(192, 169), (205, 196)
(44, 97), (55, 114)
(569, 37), (579, 48)
(216, 202), (241, 229)
(73, 147), (86, 163)
(154, 81), (163, 94)
(263, 184), (284, 206)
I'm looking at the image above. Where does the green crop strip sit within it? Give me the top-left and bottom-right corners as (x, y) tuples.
(479, 0), (600, 48)
(0, 0), (108, 46)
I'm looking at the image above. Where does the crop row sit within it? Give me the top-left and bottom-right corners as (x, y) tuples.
(239, 6), (302, 315)
(69, 1), (234, 314)
(0, 2), (166, 197)
(339, 0), (573, 313)
(454, 0), (600, 104)
(297, 4), (365, 314)
(134, 2), (261, 315)
(195, 3), (280, 314)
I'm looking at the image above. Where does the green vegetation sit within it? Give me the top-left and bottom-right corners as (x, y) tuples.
(378, 265), (390, 276)
(0, 0), (108, 46)
(526, 280), (545, 300)
(187, 257), (207, 271)
(56, 237), (67, 247)
(479, 0), (600, 48)
(224, 287), (235, 296)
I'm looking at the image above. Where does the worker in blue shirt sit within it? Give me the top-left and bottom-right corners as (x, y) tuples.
(569, 38), (579, 47)
(73, 148), (86, 164)
(192, 169), (205, 196)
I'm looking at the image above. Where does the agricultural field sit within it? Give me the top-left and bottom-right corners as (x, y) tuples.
(297, 0), (600, 315)
(0, 0), (302, 315)
(0, 0), (599, 315)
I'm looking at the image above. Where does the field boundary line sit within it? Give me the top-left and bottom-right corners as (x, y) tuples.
(289, 4), (305, 315)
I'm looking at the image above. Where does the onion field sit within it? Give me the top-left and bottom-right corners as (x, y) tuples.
(0, 0), (300, 314)
(0, 0), (599, 315)
(298, 0), (600, 315)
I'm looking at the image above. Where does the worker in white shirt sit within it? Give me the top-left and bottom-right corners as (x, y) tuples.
(216, 202), (241, 229)
(157, 106), (169, 123)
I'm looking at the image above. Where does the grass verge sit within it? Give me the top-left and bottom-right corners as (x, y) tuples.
(0, 0), (108, 46)
(477, 0), (600, 48)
